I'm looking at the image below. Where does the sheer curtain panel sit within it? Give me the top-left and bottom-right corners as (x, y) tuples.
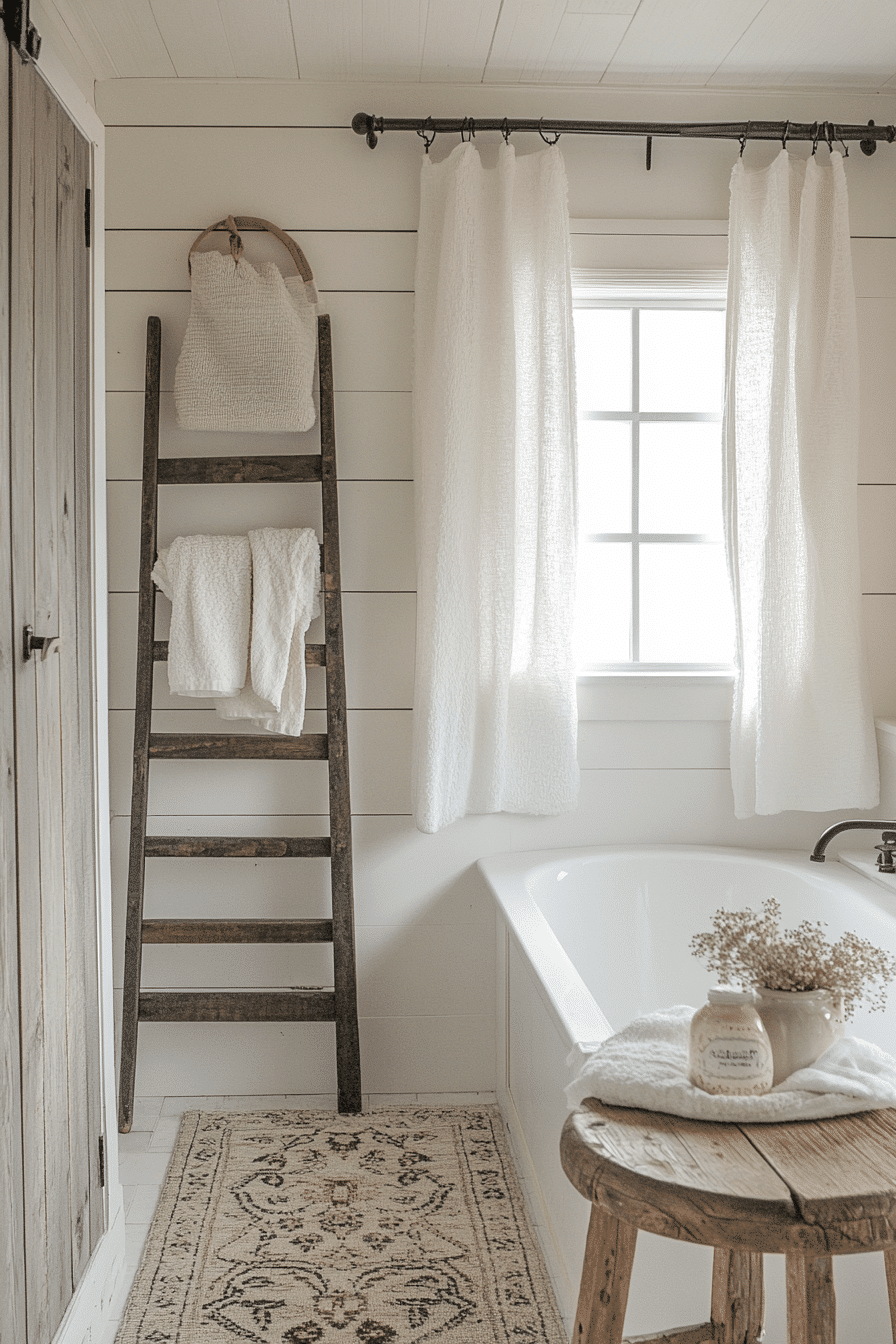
(724, 150), (879, 818)
(412, 143), (579, 834)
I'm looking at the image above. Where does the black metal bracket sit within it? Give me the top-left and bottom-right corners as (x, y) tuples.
(3, 0), (41, 63)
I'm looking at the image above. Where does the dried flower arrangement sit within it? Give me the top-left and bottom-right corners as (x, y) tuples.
(689, 898), (896, 1019)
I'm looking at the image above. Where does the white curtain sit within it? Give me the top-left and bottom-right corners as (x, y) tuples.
(412, 142), (579, 834)
(724, 149), (879, 818)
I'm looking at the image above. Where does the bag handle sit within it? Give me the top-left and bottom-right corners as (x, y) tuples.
(187, 214), (313, 282)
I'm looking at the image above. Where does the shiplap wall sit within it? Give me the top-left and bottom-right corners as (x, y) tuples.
(99, 79), (896, 1099)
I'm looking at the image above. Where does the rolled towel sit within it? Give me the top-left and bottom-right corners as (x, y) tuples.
(565, 1004), (896, 1123)
(151, 535), (251, 698)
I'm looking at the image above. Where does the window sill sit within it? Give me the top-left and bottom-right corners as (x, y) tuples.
(577, 671), (734, 722)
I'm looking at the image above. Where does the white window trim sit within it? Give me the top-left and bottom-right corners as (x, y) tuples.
(572, 256), (735, 719)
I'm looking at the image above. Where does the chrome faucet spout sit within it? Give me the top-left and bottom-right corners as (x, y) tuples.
(810, 820), (896, 864)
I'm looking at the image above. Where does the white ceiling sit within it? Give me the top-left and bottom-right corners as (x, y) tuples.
(37, 0), (896, 88)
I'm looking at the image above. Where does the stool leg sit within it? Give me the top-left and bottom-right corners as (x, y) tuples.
(574, 1203), (637, 1344)
(711, 1248), (764, 1344)
(785, 1254), (835, 1344)
(883, 1249), (896, 1342)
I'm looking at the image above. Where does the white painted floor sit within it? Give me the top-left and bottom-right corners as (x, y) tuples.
(107, 1090), (500, 1337)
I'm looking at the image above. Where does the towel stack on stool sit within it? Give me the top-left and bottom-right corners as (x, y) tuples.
(152, 527), (320, 736)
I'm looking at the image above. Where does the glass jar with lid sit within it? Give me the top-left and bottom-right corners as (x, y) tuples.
(688, 985), (774, 1096)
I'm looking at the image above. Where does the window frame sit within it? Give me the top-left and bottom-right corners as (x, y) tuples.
(573, 269), (734, 679)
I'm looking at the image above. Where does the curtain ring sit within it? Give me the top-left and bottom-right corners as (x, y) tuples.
(739, 122), (750, 158)
(460, 117), (475, 142)
(836, 125), (849, 157)
(417, 117), (436, 153)
(538, 118), (561, 145)
(501, 117), (511, 144)
(781, 120), (790, 150)
(811, 121), (820, 155)
(825, 120), (834, 152)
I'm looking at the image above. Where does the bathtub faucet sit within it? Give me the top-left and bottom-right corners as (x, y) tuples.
(810, 820), (896, 872)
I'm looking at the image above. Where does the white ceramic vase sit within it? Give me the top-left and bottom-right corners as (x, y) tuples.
(753, 987), (844, 1086)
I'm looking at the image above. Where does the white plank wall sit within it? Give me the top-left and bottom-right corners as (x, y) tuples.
(103, 81), (896, 1098)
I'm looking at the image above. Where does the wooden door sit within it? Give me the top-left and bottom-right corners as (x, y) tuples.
(7, 48), (103, 1344)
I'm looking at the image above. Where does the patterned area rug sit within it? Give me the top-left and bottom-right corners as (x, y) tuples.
(117, 1107), (567, 1344)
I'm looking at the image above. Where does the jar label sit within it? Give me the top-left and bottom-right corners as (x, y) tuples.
(700, 1037), (771, 1079)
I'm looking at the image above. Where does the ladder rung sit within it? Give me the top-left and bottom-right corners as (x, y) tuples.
(152, 641), (326, 667)
(157, 455), (323, 484)
(142, 918), (334, 944)
(148, 733), (328, 760)
(138, 989), (336, 1022)
(145, 835), (331, 858)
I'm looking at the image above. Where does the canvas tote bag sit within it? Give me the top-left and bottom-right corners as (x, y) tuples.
(175, 215), (319, 433)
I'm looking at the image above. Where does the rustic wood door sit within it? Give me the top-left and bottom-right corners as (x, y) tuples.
(3, 47), (104, 1344)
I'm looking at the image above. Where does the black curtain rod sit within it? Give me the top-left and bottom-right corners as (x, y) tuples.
(352, 113), (893, 156)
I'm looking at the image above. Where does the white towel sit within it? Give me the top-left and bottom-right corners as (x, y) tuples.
(215, 527), (320, 736)
(565, 1005), (896, 1123)
(151, 535), (251, 697)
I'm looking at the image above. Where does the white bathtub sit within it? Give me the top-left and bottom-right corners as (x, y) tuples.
(479, 844), (896, 1344)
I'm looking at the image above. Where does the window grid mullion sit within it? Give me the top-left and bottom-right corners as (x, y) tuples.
(631, 308), (640, 664)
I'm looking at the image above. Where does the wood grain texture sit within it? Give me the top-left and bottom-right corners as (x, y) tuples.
(141, 918), (334, 943)
(743, 1108), (896, 1226)
(574, 1202), (637, 1344)
(156, 453), (322, 484)
(138, 989), (336, 1022)
(0, 44), (27, 1344)
(148, 732), (329, 759)
(883, 1246), (896, 1334)
(622, 1325), (715, 1344)
(118, 316), (161, 1133)
(785, 1255), (836, 1344)
(144, 834), (331, 858)
(11, 54), (53, 1344)
(319, 315), (362, 1115)
(710, 1248), (763, 1344)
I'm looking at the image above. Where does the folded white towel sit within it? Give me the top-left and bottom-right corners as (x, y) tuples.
(565, 1004), (896, 1123)
(215, 527), (320, 736)
(151, 535), (251, 697)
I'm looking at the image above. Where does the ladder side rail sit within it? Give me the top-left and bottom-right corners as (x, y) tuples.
(318, 314), (362, 1114)
(118, 316), (161, 1133)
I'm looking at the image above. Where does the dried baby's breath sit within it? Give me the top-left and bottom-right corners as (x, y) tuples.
(689, 898), (896, 1019)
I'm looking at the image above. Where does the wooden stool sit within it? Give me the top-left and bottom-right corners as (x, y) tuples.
(561, 1098), (896, 1344)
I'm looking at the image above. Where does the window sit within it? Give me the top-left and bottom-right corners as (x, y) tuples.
(573, 274), (735, 674)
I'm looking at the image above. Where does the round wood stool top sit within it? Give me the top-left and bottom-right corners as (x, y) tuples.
(561, 1097), (896, 1256)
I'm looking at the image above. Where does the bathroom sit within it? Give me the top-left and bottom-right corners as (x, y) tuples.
(5, 4), (896, 1344)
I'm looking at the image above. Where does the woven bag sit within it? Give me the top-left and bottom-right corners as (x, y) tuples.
(174, 215), (319, 433)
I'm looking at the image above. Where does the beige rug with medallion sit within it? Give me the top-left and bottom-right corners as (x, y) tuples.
(116, 1106), (567, 1344)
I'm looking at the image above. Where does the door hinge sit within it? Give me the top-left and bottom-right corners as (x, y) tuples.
(84, 187), (91, 248)
(98, 1134), (105, 1187)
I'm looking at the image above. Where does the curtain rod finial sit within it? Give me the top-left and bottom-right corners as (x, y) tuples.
(860, 120), (878, 156)
(351, 113), (379, 148)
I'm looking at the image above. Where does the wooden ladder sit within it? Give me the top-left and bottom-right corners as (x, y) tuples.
(117, 314), (362, 1131)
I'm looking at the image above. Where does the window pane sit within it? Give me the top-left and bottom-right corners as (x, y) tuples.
(639, 309), (725, 413)
(639, 543), (734, 663)
(576, 542), (631, 665)
(639, 421), (723, 536)
(574, 308), (632, 412)
(579, 421), (631, 534)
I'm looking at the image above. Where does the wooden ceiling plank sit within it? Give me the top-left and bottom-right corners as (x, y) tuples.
(709, 0), (896, 88)
(216, 0), (299, 79)
(538, 13), (633, 84)
(66, 0), (175, 78)
(483, 0), (568, 83)
(601, 0), (769, 86)
(35, 0), (121, 79)
(419, 0), (503, 84)
(148, 0), (235, 78)
(287, 0), (363, 81)
(360, 0), (428, 83)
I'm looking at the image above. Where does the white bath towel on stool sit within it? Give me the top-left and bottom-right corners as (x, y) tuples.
(565, 1005), (896, 1123)
(215, 527), (320, 736)
(151, 534), (251, 697)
